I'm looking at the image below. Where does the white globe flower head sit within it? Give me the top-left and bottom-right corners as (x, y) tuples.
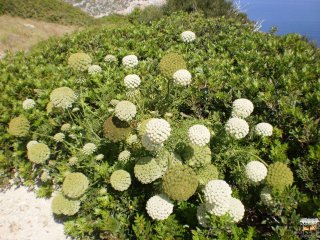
(27, 140), (38, 150)
(141, 134), (163, 152)
(50, 87), (77, 109)
(245, 161), (267, 183)
(22, 98), (36, 110)
(197, 203), (209, 227)
(126, 134), (138, 145)
(109, 99), (120, 107)
(61, 123), (71, 132)
(114, 100), (137, 122)
(82, 143), (97, 155)
(69, 133), (77, 140)
(173, 69), (192, 86)
(53, 132), (65, 142)
(118, 150), (131, 162)
(74, 77), (86, 85)
(188, 124), (211, 146)
(146, 194), (174, 221)
(122, 55), (138, 68)
(227, 197), (245, 223)
(88, 65), (102, 75)
(124, 74), (141, 89)
(72, 107), (80, 112)
(104, 54), (117, 63)
(145, 118), (171, 145)
(68, 156), (78, 166)
(231, 98), (254, 119)
(203, 180), (232, 205)
(260, 187), (273, 206)
(181, 31), (196, 43)
(225, 117), (249, 139)
(95, 154), (104, 161)
(40, 171), (50, 182)
(255, 122), (273, 136)
(206, 201), (230, 217)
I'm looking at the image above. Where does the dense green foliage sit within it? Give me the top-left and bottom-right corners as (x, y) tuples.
(165, 0), (235, 17)
(129, 0), (248, 24)
(0, 11), (319, 239)
(0, 0), (93, 25)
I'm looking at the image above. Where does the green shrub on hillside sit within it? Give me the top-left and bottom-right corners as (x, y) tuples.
(0, 0), (93, 25)
(129, 0), (248, 24)
(165, 0), (234, 17)
(0, 12), (319, 239)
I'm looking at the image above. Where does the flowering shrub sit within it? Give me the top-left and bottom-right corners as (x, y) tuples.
(88, 64), (102, 75)
(146, 194), (174, 220)
(122, 55), (138, 68)
(68, 53), (92, 72)
(8, 116), (30, 137)
(173, 69), (192, 86)
(110, 170), (131, 191)
(181, 30), (196, 43)
(1, 12), (319, 240)
(49, 87), (77, 109)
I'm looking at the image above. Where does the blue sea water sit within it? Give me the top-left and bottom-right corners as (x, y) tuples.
(239, 0), (320, 46)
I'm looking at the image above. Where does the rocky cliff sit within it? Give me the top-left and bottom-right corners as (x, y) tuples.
(64, 0), (165, 18)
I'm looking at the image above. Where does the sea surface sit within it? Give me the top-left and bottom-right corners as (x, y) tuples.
(239, 0), (320, 46)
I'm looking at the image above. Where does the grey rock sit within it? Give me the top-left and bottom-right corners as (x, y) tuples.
(64, 0), (165, 18)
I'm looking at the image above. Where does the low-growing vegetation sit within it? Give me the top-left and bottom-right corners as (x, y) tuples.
(0, 10), (319, 240)
(129, 0), (248, 24)
(0, 0), (94, 25)
(0, 15), (77, 54)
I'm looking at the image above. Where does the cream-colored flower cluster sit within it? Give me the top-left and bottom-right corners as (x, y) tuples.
(260, 187), (273, 206)
(22, 99), (36, 110)
(88, 65), (102, 75)
(146, 194), (174, 220)
(124, 74), (141, 89)
(204, 180), (232, 206)
(82, 143), (97, 155)
(122, 55), (138, 68)
(118, 150), (131, 162)
(141, 118), (171, 152)
(197, 203), (209, 227)
(62, 172), (89, 199)
(255, 122), (273, 136)
(181, 31), (196, 43)
(110, 170), (131, 191)
(27, 142), (50, 164)
(188, 124), (210, 146)
(134, 157), (162, 184)
(225, 117), (249, 139)
(53, 133), (65, 142)
(50, 87), (77, 109)
(226, 99), (274, 138)
(27, 140), (38, 150)
(141, 134), (163, 151)
(145, 119), (171, 145)
(114, 100), (137, 122)
(199, 180), (245, 225)
(104, 54), (117, 63)
(231, 98), (254, 119)
(245, 161), (268, 183)
(173, 69), (192, 86)
(61, 123), (71, 132)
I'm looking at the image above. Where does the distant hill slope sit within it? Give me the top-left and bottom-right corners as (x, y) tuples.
(64, 0), (165, 17)
(0, 0), (94, 25)
(0, 15), (77, 57)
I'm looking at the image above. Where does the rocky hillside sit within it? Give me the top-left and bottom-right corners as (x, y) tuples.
(64, 0), (165, 17)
